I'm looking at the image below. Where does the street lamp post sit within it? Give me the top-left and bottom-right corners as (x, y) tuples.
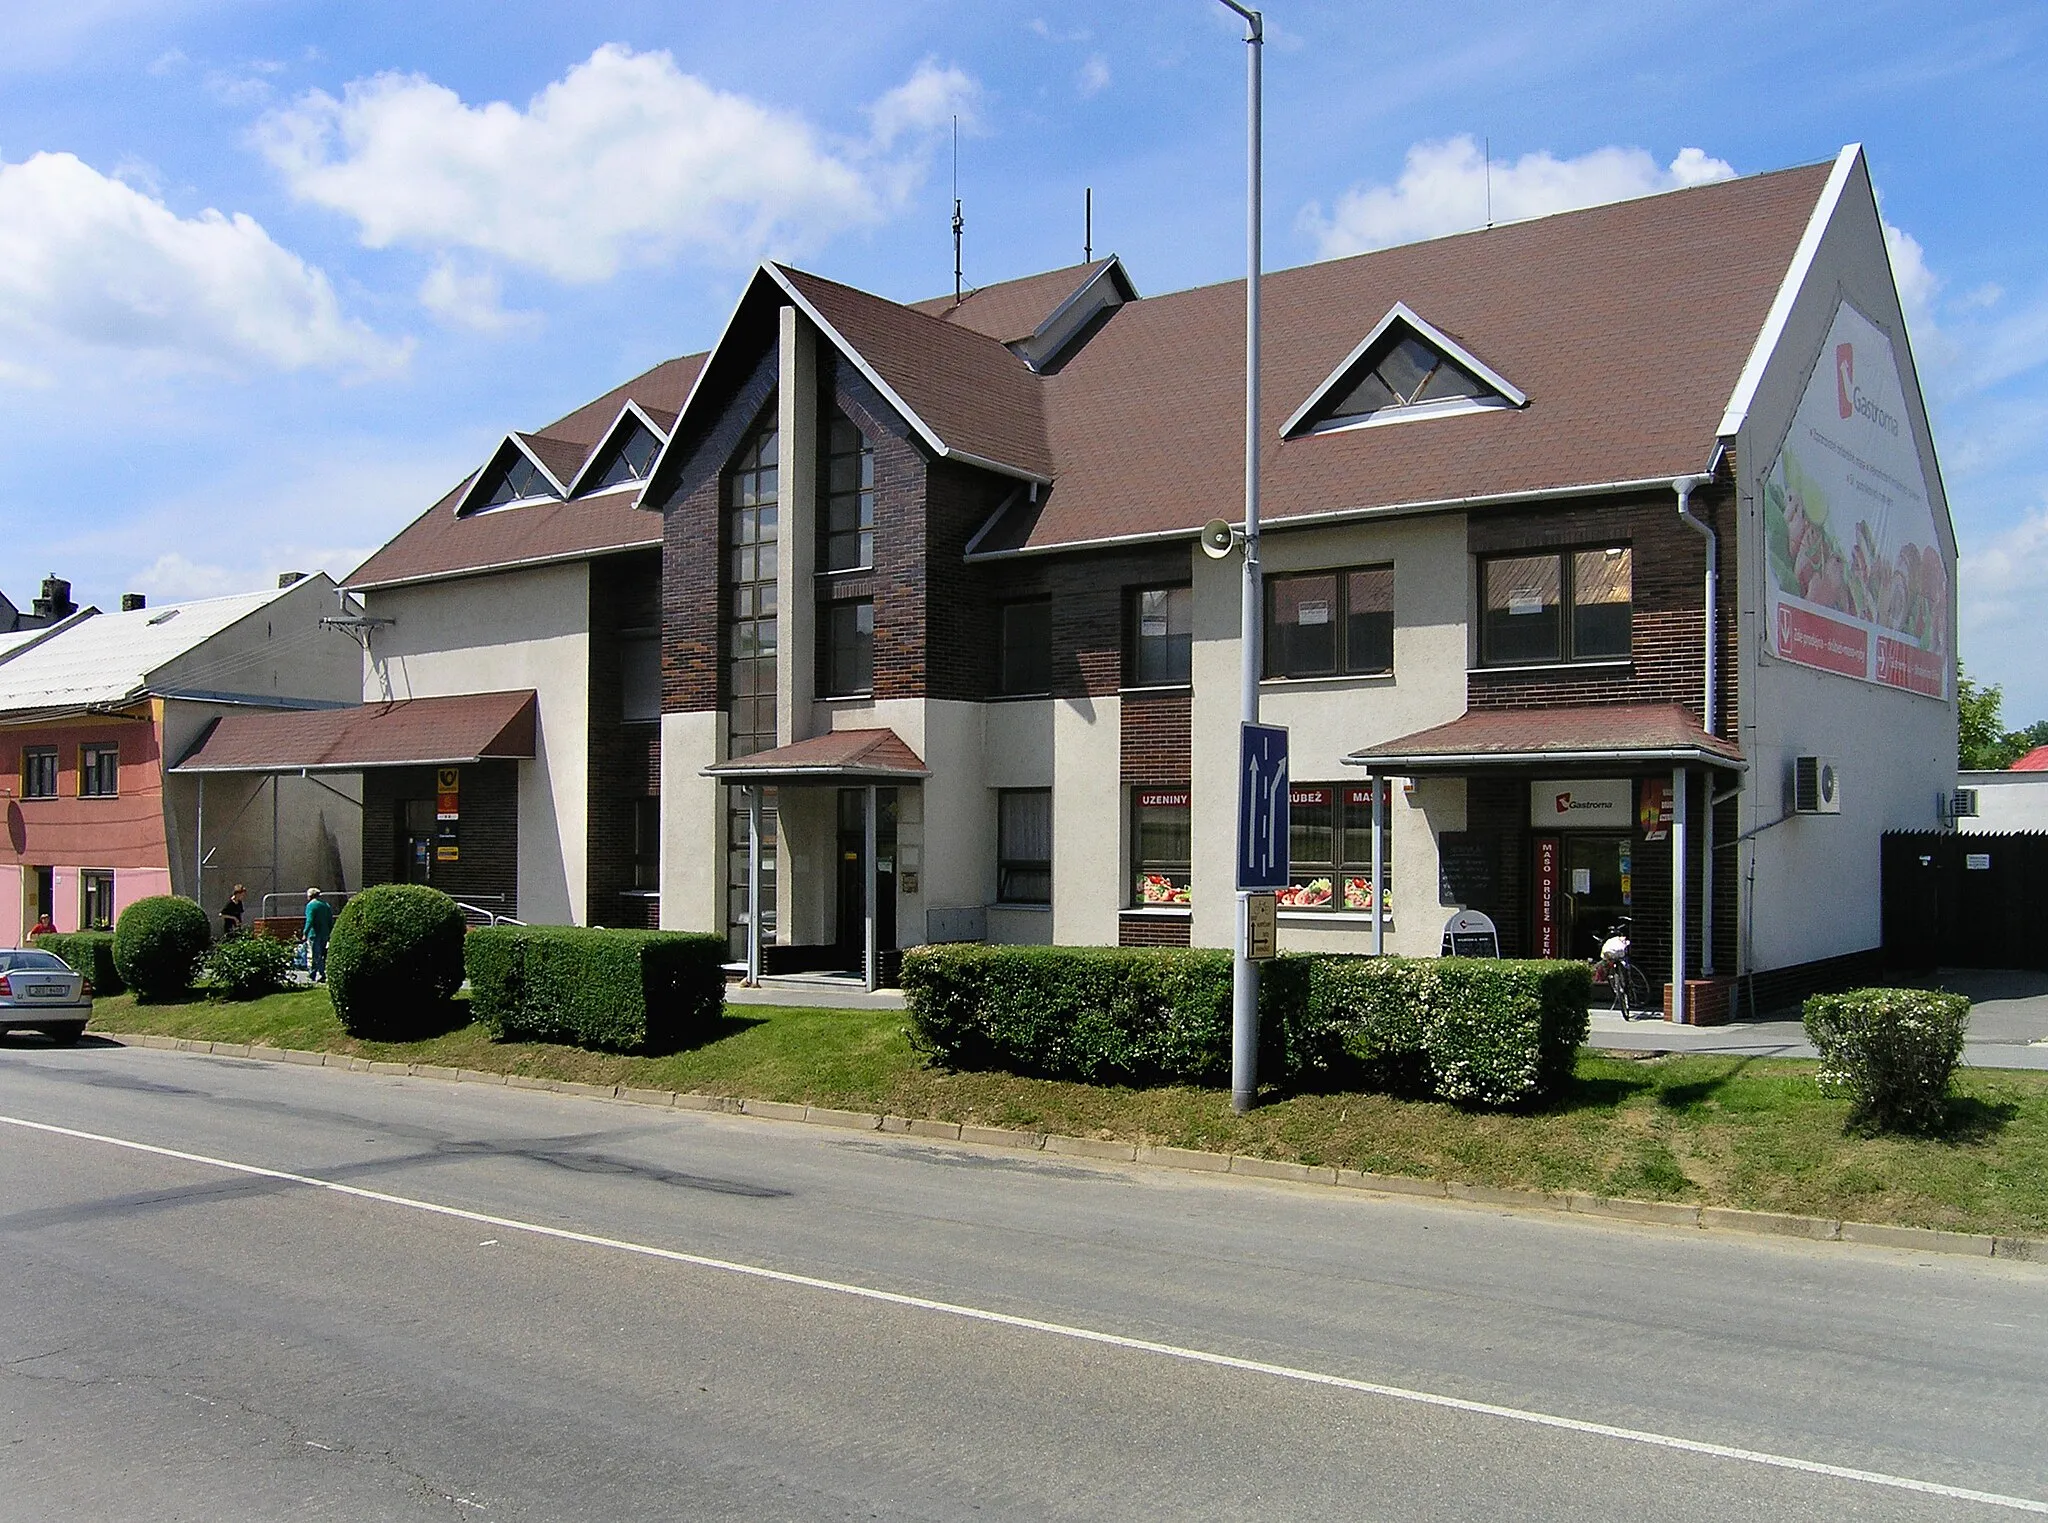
(1217, 0), (1264, 1114)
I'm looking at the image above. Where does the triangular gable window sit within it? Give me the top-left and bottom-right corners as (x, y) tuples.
(461, 441), (562, 515)
(584, 417), (662, 494)
(1284, 303), (1525, 438)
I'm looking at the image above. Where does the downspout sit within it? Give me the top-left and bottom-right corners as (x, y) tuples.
(1674, 473), (1717, 997)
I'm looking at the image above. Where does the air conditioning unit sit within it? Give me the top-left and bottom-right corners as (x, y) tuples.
(1950, 787), (1980, 820)
(1792, 756), (1842, 815)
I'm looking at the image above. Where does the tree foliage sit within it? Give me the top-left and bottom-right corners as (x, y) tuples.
(1956, 663), (2047, 770)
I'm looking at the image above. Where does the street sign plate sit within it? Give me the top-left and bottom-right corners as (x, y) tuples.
(1237, 723), (1290, 890)
(1245, 892), (1277, 959)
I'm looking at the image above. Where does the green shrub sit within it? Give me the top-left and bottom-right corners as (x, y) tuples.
(900, 945), (1303, 1087)
(1417, 959), (1591, 1108)
(112, 896), (212, 1001)
(466, 925), (726, 1052)
(32, 931), (123, 995)
(202, 935), (295, 1000)
(1305, 956), (1589, 1107)
(1803, 987), (1970, 1133)
(326, 884), (467, 1039)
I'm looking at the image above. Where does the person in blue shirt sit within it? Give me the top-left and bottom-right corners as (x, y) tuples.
(304, 888), (336, 983)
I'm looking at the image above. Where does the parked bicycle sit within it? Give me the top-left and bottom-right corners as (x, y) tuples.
(1592, 917), (1656, 1020)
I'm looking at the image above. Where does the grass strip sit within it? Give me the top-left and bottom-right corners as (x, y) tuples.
(82, 989), (2048, 1239)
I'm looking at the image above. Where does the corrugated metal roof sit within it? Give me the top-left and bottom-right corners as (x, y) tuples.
(0, 584), (316, 716)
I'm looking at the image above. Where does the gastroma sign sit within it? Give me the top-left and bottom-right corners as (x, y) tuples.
(1765, 300), (1949, 699)
(1529, 778), (1632, 829)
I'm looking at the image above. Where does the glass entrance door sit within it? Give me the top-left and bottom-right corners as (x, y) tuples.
(1560, 834), (1631, 960)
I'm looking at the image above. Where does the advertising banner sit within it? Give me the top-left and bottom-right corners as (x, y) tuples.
(1529, 778), (1633, 830)
(1764, 301), (1949, 699)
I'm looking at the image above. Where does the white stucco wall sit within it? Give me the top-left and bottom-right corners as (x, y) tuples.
(1190, 514), (1472, 954)
(659, 709), (724, 934)
(1957, 772), (2048, 834)
(362, 562), (591, 925)
(1734, 151), (1958, 974)
(1052, 692), (1122, 944)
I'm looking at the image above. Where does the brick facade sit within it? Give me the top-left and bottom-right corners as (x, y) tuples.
(361, 759), (518, 913)
(1119, 913), (1193, 947)
(1120, 693), (1192, 784)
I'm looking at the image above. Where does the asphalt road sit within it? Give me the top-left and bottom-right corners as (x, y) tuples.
(3, 1038), (2045, 1522)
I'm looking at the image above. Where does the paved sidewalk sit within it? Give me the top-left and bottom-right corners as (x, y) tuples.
(1587, 968), (2048, 1070)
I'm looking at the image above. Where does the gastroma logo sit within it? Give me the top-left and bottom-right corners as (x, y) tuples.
(1835, 340), (1902, 437)
(1556, 792), (1573, 814)
(1552, 792), (1617, 816)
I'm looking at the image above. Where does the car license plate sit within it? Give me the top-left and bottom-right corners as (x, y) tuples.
(28, 984), (67, 997)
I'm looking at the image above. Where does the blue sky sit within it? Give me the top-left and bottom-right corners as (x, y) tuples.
(3, 1), (2045, 718)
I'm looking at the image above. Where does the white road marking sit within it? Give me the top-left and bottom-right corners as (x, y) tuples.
(7, 1110), (2044, 1514)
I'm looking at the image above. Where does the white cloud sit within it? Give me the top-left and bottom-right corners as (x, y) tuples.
(0, 150), (406, 381)
(1303, 136), (1737, 257)
(1077, 53), (1111, 98)
(260, 44), (977, 283)
(1958, 503), (2048, 715)
(418, 258), (535, 334)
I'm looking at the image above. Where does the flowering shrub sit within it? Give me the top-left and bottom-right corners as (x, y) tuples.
(1803, 987), (1970, 1134)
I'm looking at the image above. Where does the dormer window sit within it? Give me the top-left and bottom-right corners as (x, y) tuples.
(586, 417), (662, 493)
(1283, 302), (1525, 438)
(471, 449), (560, 512)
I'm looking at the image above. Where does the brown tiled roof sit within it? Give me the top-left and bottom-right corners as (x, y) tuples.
(1347, 703), (1744, 770)
(701, 727), (930, 781)
(1006, 161), (1834, 553)
(781, 267), (1054, 479)
(346, 354), (704, 589)
(908, 259), (1117, 343)
(174, 690), (538, 773)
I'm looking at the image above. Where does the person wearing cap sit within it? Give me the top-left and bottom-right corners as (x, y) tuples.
(304, 889), (335, 983)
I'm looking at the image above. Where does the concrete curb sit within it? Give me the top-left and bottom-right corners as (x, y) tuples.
(108, 1032), (2042, 1264)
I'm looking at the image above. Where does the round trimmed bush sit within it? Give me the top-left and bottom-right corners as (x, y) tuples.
(326, 884), (467, 1039)
(113, 896), (212, 1001)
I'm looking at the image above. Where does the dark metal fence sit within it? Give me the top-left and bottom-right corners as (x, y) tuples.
(1882, 831), (2048, 972)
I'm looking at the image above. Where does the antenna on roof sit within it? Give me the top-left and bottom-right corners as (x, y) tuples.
(951, 116), (965, 305)
(1484, 136), (1493, 229)
(1085, 187), (1093, 264)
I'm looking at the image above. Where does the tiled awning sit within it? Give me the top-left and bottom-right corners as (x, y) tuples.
(1344, 703), (1744, 773)
(703, 728), (929, 784)
(173, 690), (538, 773)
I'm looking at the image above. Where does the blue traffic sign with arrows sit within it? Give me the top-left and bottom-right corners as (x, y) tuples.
(1237, 723), (1290, 891)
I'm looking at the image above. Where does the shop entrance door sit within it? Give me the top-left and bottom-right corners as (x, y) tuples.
(397, 799), (436, 884)
(835, 788), (897, 979)
(1560, 834), (1631, 961)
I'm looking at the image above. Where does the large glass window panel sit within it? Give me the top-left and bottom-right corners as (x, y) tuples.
(620, 636), (660, 722)
(823, 600), (874, 696)
(1482, 555), (1562, 665)
(22, 748), (56, 799)
(1130, 789), (1192, 906)
(1279, 785), (1336, 908)
(1338, 782), (1393, 912)
(998, 600), (1051, 695)
(1128, 586), (1193, 686)
(1266, 573), (1339, 677)
(725, 409), (780, 757)
(1346, 567), (1395, 674)
(1571, 548), (1633, 659)
(819, 410), (875, 572)
(997, 789), (1052, 904)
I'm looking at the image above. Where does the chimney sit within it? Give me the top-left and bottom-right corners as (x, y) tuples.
(32, 576), (75, 621)
(120, 592), (147, 612)
(277, 570), (307, 588)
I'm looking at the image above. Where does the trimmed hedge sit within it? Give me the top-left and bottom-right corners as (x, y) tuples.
(1804, 987), (1971, 1134)
(327, 884), (467, 1039)
(32, 931), (123, 995)
(903, 946), (1590, 1108)
(466, 926), (726, 1053)
(113, 896), (212, 1001)
(900, 945), (1314, 1087)
(202, 934), (295, 1000)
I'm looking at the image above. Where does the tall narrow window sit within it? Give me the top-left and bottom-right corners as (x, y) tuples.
(632, 797), (661, 891)
(620, 632), (660, 722)
(22, 747), (57, 799)
(998, 599), (1051, 696)
(725, 411), (779, 758)
(81, 870), (114, 931)
(996, 789), (1052, 904)
(80, 745), (119, 798)
(819, 410), (875, 572)
(1130, 788), (1192, 907)
(1126, 586), (1192, 687)
(821, 599), (874, 696)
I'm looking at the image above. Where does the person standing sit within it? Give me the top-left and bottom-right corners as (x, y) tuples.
(304, 888), (335, 983)
(219, 885), (247, 940)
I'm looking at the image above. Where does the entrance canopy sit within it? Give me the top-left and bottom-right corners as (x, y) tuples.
(1343, 703), (1743, 774)
(173, 690), (538, 774)
(702, 727), (929, 785)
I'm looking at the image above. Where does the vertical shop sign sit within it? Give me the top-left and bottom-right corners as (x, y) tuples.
(436, 766), (461, 863)
(1638, 777), (1673, 842)
(1533, 836), (1562, 958)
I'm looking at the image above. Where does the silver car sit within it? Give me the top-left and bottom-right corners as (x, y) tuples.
(0, 948), (93, 1044)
